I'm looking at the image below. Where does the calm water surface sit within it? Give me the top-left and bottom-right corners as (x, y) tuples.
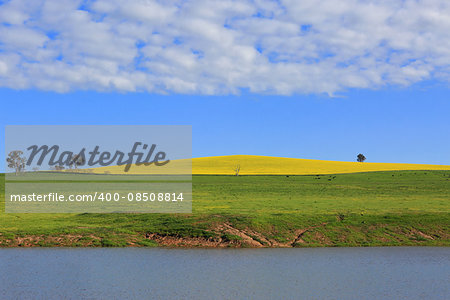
(0, 247), (448, 299)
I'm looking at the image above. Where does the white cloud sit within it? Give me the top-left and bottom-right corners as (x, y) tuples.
(0, 0), (449, 95)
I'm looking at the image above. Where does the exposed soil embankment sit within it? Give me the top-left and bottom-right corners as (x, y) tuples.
(1, 220), (448, 248)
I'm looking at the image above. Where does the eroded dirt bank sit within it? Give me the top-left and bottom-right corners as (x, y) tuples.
(1, 221), (448, 248)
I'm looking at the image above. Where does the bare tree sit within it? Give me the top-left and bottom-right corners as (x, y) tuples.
(234, 164), (241, 176)
(6, 150), (26, 175)
(357, 153), (366, 162)
(69, 154), (85, 169)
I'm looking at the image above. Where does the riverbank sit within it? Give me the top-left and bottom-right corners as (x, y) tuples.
(1, 171), (449, 248)
(0, 214), (448, 248)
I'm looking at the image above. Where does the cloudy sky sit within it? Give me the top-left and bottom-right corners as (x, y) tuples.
(1, 0), (449, 167)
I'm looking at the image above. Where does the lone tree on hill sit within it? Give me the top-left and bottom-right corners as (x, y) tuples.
(234, 164), (241, 176)
(357, 153), (366, 162)
(7, 150), (27, 175)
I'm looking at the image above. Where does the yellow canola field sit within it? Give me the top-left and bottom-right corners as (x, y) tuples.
(95, 155), (450, 175)
(191, 155), (450, 175)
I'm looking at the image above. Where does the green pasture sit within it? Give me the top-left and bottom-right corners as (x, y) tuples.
(0, 171), (449, 247)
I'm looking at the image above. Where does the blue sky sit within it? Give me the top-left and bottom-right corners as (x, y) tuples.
(1, 83), (449, 170)
(1, 0), (450, 170)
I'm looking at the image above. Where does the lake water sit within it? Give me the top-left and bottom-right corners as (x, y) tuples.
(0, 247), (448, 299)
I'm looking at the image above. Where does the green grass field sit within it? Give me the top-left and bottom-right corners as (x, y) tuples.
(1, 171), (449, 247)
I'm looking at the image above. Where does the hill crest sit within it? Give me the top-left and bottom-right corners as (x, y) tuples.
(191, 155), (450, 175)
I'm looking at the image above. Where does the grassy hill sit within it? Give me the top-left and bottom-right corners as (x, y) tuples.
(1, 170), (449, 248)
